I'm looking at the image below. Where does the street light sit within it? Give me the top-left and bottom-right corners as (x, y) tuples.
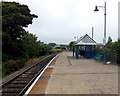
(94, 2), (107, 64)
(94, 6), (99, 11)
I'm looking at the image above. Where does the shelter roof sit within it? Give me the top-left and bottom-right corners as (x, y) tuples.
(75, 34), (97, 45)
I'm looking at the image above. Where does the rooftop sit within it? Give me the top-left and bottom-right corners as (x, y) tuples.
(75, 34), (97, 45)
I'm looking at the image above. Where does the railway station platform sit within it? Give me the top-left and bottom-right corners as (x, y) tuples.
(28, 51), (118, 94)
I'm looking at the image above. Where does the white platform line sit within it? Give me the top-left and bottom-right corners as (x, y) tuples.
(24, 53), (60, 95)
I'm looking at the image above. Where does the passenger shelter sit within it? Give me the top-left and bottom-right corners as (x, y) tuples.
(74, 34), (97, 59)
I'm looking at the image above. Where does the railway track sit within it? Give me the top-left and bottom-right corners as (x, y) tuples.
(1, 53), (59, 96)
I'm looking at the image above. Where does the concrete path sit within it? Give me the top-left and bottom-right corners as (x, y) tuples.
(46, 51), (118, 94)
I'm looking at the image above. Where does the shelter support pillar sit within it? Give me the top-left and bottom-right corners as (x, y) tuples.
(75, 45), (79, 59)
(73, 46), (75, 56)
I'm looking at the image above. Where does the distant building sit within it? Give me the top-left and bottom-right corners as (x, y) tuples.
(48, 43), (57, 48)
(53, 44), (61, 49)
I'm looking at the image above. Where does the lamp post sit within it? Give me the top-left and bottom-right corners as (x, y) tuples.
(94, 2), (107, 64)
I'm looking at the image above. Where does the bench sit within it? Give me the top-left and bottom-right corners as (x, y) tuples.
(94, 54), (102, 60)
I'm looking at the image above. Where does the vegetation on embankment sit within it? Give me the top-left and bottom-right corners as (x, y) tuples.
(2, 54), (49, 78)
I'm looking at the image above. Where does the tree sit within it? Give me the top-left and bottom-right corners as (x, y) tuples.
(107, 36), (112, 44)
(2, 1), (38, 61)
(68, 41), (75, 51)
(21, 32), (41, 58)
(39, 44), (51, 56)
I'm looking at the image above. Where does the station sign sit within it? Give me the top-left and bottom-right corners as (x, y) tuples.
(103, 38), (106, 45)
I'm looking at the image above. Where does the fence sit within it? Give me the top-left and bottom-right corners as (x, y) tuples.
(106, 50), (117, 63)
(96, 49), (117, 64)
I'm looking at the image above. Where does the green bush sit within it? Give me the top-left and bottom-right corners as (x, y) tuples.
(2, 59), (26, 77)
(39, 44), (51, 56)
(2, 53), (11, 62)
(61, 46), (67, 50)
(51, 49), (62, 52)
(48, 50), (55, 54)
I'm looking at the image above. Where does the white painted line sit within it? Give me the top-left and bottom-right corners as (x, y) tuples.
(24, 53), (60, 95)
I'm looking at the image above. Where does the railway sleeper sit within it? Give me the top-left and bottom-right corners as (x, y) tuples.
(18, 75), (33, 78)
(12, 78), (31, 81)
(25, 72), (38, 75)
(2, 88), (23, 93)
(15, 77), (33, 81)
(10, 80), (30, 84)
(2, 93), (19, 96)
(4, 83), (26, 88)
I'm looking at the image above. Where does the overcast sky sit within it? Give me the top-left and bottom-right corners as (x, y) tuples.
(4, 0), (119, 44)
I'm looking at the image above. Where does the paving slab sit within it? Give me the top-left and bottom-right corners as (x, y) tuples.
(46, 51), (118, 94)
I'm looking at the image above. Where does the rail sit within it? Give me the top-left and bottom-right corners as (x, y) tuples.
(1, 53), (59, 96)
